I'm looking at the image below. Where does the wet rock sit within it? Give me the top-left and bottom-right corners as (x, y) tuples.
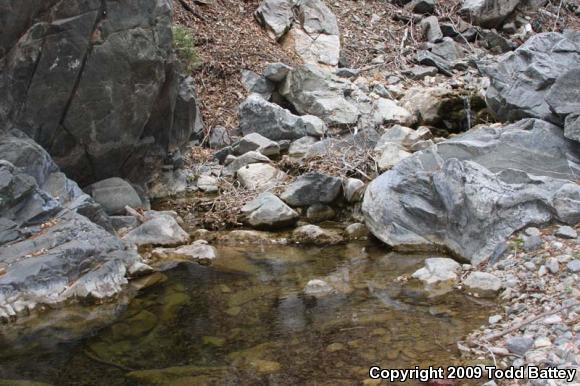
(173, 240), (217, 264)
(460, 0), (520, 28)
(362, 119), (580, 264)
(420, 16), (443, 43)
(280, 64), (360, 126)
(483, 33), (580, 125)
(241, 70), (275, 99)
(402, 66), (438, 80)
(463, 272), (502, 297)
(292, 224), (343, 245)
(506, 336), (534, 356)
(345, 223), (369, 240)
(411, 257), (461, 295)
(555, 225), (578, 239)
(239, 94), (327, 140)
(224, 151), (271, 176)
(241, 192), (299, 228)
(85, 177), (143, 215)
(233, 133), (280, 157)
(263, 62), (293, 82)
(236, 163), (287, 190)
(281, 172), (342, 207)
(343, 178), (365, 203)
(123, 214), (189, 247)
(304, 279), (334, 297)
(289, 136), (318, 158)
(306, 204), (336, 223)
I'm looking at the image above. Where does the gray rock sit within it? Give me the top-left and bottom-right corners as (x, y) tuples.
(525, 227), (541, 237)
(223, 151), (271, 176)
(236, 163), (287, 190)
(555, 225), (578, 239)
(343, 178), (365, 203)
(233, 133), (280, 157)
(431, 39), (461, 61)
(280, 64), (360, 126)
(264, 62), (293, 82)
(567, 260), (580, 273)
(460, 0), (520, 28)
(402, 66), (438, 80)
(110, 216), (140, 232)
(304, 279), (334, 297)
(483, 33), (580, 126)
(209, 127), (233, 149)
(375, 125), (429, 150)
(421, 16), (443, 43)
(123, 215), (189, 246)
(371, 99), (415, 127)
(0, 218), (20, 244)
(362, 119), (580, 264)
(523, 235), (543, 251)
(241, 192), (299, 228)
(289, 136), (318, 158)
(506, 336), (534, 356)
(416, 50), (452, 76)
(254, 0), (294, 39)
(85, 178), (143, 215)
(477, 28), (515, 54)
(545, 257), (560, 274)
(306, 204), (336, 223)
(239, 94), (327, 140)
(241, 70), (275, 99)
(0, 0), (199, 186)
(335, 68), (360, 78)
(197, 175), (219, 193)
(173, 240), (217, 264)
(463, 272), (502, 297)
(376, 143), (412, 171)
(564, 113), (580, 143)
(281, 173), (342, 207)
(292, 225), (343, 245)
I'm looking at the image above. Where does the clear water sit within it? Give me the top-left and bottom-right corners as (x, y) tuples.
(0, 242), (494, 385)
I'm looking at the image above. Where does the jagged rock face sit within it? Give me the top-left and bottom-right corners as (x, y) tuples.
(0, 0), (201, 186)
(362, 119), (580, 265)
(483, 32), (580, 128)
(0, 130), (140, 320)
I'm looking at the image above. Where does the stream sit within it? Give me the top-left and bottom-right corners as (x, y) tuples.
(0, 241), (495, 385)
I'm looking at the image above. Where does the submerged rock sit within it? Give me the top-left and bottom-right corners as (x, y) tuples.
(363, 119), (580, 264)
(292, 225), (343, 245)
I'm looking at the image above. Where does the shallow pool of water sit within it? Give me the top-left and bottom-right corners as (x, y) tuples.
(0, 242), (495, 385)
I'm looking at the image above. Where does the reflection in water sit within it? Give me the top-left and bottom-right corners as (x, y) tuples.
(0, 242), (494, 385)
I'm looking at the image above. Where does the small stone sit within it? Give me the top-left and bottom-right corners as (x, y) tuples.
(567, 260), (580, 273)
(545, 257), (560, 274)
(489, 315), (502, 324)
(463, 271), (502, 297)
(343, 178), (365, 203)
(304, 279), (333, 297)
(534, 337), (552, 348)
(555, 225), (577, 239)
(506, 336), (534, 356)
(537, 265), (547, 276)
(543, 315), (562, 324)
(523, 235), (543, 251)
(523, 261), (536, 271)
(525, 227), (541, 237)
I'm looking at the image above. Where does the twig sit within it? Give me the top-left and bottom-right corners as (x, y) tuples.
(481, 301), (580, 342)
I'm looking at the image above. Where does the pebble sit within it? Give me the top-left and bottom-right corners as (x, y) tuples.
(525, 227), (541, 237)
(489, 315), (502, 324)
(543, 315), (563, 325)
(545, 258), (560, 274)
(523, 235), (543, 251)
(523, 261), (536, 271)
(534, 337), (552, 348)
(567, 260), (580, 273)
(506, 336), (534, 356)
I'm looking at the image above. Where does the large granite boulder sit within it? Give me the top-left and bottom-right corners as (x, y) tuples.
(362, 119), (580, 265)
(0, 130), (140, 320)
(483, 32), (580, 127)
(0, 0), (201, 186)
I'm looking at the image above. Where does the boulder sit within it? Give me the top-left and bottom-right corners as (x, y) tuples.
(420, 16), (443, 43)
(254, 0), (295, 40)
(197, 175), (219, 193)
(280, 65), (360, 126)
(343, 178), (365, 203)
(281, 172), (342, 207)
(123, 215), (189, 247)
(371, 99), (415, 127)
(241, 70), (275, 99)
(345, 223), (369, 240)
(85, 178), (143, 215)
(554, 225), (577, 239)
(463, 272), (502, 297)
(0, 0), (200, 185)
(411, 257), (461, 295)
(303, 279), (334, 297)
(460, 0), (520, 28)
(209, 127), (233, 149)
(233, 133), (280, 157)
(241, 192), (299, 228)
(374, 125), (430, 150)
(236, 163), (287, 190)
(292, 225), (343, 245)
(402, 66), (438, 80)
(483, 33), (580, 125)
(172, 240), (217, 264)
(283, 27), (340, 67)
(363, 119), (580, 264)
(239, 94), (328, 140)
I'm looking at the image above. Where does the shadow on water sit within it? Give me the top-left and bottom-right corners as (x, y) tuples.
(0, 242), (496, 385)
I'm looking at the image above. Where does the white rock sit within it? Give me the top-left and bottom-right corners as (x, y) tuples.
(236, 163), (287, 190)
(304, 279), (334, 297)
